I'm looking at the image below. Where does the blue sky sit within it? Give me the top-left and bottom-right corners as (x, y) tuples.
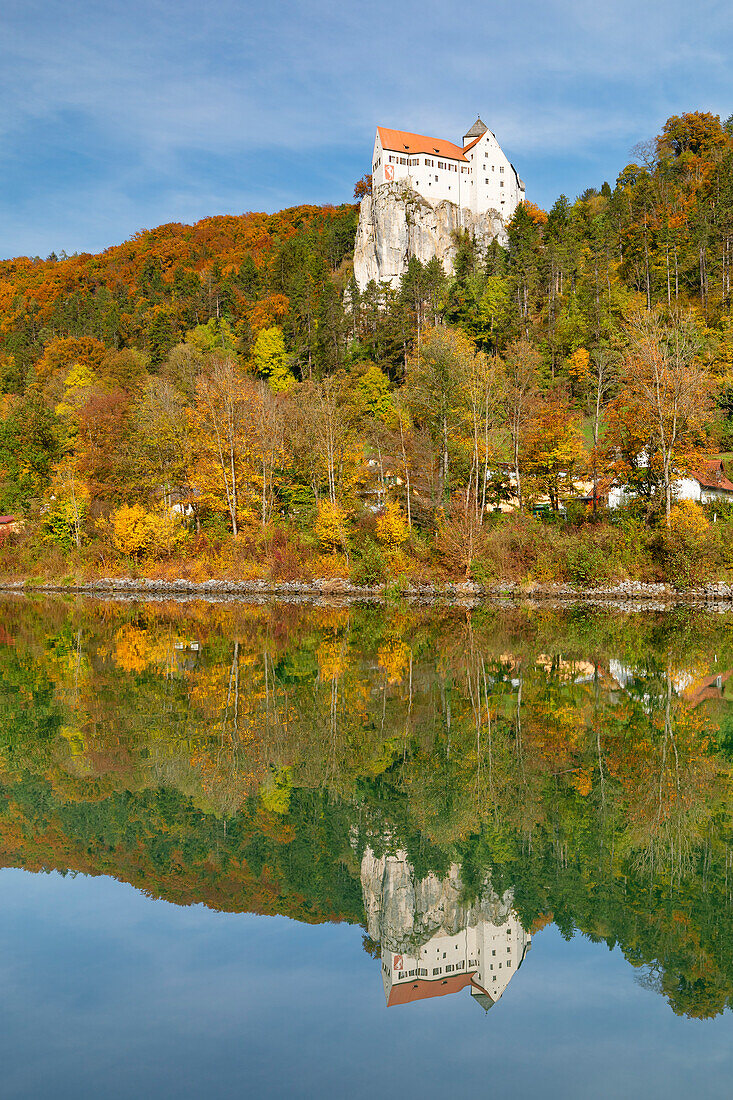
(2, 0), (733, 260)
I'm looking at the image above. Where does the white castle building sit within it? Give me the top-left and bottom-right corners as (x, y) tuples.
(353, 119), (525, 289)
(371, 118), (525, 221)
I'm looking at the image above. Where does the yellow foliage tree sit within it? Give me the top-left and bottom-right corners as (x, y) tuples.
(315, 500), (347, 552)
(668, 499), (709, 544)
(376, 500), (408, 550)
(109, 503), (187, 559)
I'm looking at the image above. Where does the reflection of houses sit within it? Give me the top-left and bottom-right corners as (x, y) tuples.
(173, 640), (201, 672)
(683, 670), (733, 708)
(361, 848), (530, 1011)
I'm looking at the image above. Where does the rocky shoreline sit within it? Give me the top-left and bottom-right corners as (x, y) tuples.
(1, 575), (733, 610)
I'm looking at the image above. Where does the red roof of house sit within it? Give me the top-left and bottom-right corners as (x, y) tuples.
(387, 970), (485, 1006)
(377, 127), (469, 163)
(0, 516), (16, 524)
(684, 670), (733, 707)
(691, 460), (733, 492)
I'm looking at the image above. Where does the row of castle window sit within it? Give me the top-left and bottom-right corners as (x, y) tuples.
(395, 959), (468, 980)
(393, 958), (512, 981)
(384, 155), (508, 189)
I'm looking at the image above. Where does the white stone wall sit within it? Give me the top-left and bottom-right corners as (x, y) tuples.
(464, 130), (524, 220)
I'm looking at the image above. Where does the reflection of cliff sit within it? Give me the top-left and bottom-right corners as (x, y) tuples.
(361, 848), (530, 1009)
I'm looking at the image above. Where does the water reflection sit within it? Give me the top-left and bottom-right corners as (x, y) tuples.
(361, 848), (531, 1008)
(2, 597), (733, 1021)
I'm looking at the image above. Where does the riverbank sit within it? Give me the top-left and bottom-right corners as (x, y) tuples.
(3, 575), (733, 607)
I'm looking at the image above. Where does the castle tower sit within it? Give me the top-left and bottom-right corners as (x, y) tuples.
(463, 116), (488, 147)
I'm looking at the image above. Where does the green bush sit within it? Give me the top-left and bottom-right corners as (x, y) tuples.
(350, 539), (386, 585)
(565, 536), (612, 586)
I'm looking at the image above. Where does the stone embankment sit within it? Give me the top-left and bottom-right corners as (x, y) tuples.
(2, 576), (733, 608)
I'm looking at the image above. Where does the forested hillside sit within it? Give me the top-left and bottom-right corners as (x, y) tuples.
(3, 110), (733, 586)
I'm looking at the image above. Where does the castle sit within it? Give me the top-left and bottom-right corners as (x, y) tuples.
(353, 118), (525, 289)
(371, 117), (525, 220)
(360, 847), (531, 1011)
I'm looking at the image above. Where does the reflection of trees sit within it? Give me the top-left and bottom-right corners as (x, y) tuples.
(1, 598), (733, 1016)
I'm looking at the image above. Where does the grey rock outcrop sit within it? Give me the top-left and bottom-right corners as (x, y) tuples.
(360, 846), (513, 955)
(353, 181), (506, 290)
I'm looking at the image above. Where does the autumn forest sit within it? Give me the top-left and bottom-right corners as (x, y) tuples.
(3, 111), (733, 587)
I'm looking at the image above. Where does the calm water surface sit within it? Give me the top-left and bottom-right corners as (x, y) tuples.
(2, 597), (733, 1098)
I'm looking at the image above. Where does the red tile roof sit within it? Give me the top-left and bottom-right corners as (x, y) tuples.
(0, 516), (16, 524)
(387, 970), (484, 1006)
(691, 460), (733, 492)
(377, 127), (469, 163)
(462, 135), (483, 154)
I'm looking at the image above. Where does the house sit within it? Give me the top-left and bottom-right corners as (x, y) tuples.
(675, 460), (733, 505)
(370, 117), (525, 222)
(0, 515), (20, 537)
(608, 459), (733, 510)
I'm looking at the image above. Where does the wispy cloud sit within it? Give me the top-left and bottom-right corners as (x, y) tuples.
(1, 0), (733, 256)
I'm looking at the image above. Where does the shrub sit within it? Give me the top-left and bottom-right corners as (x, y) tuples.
(41, 495), (88, 550)
(350, 539), (386, 585)
(663, 500), (714, 588)
(565, 536), (612, 586)
(108, 503), (187, 560)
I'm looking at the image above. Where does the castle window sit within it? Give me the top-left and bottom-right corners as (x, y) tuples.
(500, 180), (504, 187)
(500, 166), (504, 173)
(432, 968), (441, 975)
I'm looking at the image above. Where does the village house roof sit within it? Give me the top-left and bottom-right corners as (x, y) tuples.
(0, 516), (16, 524)
(691, 460), (733, 493)
(683, 669), (733, 707)
(377, 126), (469, 163)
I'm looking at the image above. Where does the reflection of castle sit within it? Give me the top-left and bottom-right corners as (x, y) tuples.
(361, 848), (530, 1010)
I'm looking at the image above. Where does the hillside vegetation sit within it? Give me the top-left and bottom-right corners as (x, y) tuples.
(2, 111), (733, 587)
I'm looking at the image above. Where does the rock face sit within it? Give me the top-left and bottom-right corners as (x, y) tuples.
(360, 846), (514, 955)
(353, 181), (507, 290)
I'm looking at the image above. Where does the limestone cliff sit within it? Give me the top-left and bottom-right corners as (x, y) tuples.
(360, 847), (514, 955)
(352, 181), (507, 290)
